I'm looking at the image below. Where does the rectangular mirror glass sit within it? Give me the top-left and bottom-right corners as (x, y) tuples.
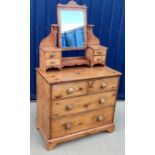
(59, 10), (86, 49)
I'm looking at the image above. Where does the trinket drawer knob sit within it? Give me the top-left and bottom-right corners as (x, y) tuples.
(51, 61), (56, 64)
(51, 52), (56, 57)
(98, 58), (102, 61)
(98, 51), (102, 54)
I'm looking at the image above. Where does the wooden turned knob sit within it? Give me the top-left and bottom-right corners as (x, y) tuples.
(67, 88), (74, 94)
(99, 98), (105, 104)
(65, 123), (72, 130)
(66, 104), (73, 110)
(51, 61), (56, 64)
(51, 52), (56, 57)
(101, 82), (106, 88)
(98, 51), (102, 54)
(97, 115), (104, 121)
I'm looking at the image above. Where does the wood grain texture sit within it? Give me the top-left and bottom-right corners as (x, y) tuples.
(36, 0), (122, 150)
(87, 77), (119, 94)
(93, 56), (106, 63)
(87, 25), (100, 46)
(86, 45), (107, 67)
(47, 123), (115, 150)
(45, 51), (61, 59)
(52, 91), (117, 118)
(61, 57), (90, 68)
(46, 59), (61, 67)
(40, 25), (58, 48)
(37, 66), (121, 84)
(94, 49), (106, 56)
(38, 1), (111, 72)
(51, 107), (114, 138)
(36, 66), (121, 150)
(40, 48), (62, 71)
(52, 81), (87, 100)
(36, 72), (51, 139)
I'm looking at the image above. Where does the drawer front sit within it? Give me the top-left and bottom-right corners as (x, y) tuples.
(51, 107), (114, 138)
(93, 56), (105, 63)
(45, 51), (61, 59)
(52, 91), (117, 118)
(52, 81), (87, 100)
(94, 50), (106, 56)
(46, 59), (60, 67)
(88, 77), (119, 94)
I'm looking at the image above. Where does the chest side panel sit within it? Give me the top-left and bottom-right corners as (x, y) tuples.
(36, 72), (51, 139)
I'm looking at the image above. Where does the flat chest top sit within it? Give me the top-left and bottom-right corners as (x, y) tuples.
(37, 66), (121, 84)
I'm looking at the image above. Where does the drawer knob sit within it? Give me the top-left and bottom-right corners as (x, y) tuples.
(98, 58), (101, 61)
(99, 98), (105, 104)
(65, 123), (72, 130)
(98, 51), (102, 54)
(101, 83), (106, 88)
(67, 88), (74, 94)
(51, 61), (56, 64)
(97, 115), (104, 121)
(66, 104), (73, 110)
(51, 52), (56, 57)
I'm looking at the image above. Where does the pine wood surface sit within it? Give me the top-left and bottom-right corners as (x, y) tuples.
(36, 0), (122, 150)
(36, 66), (121, 84)
(36, 66), (121, 149)
(51, 107), (114, 138)
(51, 90), (116, 118)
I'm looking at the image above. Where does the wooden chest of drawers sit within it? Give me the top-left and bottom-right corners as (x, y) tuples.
(36, 66), (121, 150)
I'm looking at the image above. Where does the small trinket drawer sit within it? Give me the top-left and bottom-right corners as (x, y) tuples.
(36, 66), (121, 150)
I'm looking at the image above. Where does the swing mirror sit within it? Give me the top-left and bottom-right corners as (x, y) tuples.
(57, 0), (87, 50)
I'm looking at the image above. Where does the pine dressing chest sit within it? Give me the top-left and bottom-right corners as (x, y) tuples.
(36, 0), (121, 150)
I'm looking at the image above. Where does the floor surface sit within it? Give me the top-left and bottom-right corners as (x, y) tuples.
(30, 101), (125, 155)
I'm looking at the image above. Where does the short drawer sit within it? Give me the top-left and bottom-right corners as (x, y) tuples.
(46, 59), (60, 67)
(52, 81), (87, 100)
(94, 50), (106, 56)
(93, 56), (106, 63)
(45, 51), (61, 59)
(51, 107), (114, 138)
(52, 91), (117, 118)
(88, 77), (119, 94)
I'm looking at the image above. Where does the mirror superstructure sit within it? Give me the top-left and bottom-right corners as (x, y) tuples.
(39, 0), (107, 71)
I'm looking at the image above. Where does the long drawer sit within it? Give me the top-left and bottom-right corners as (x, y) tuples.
(52, 91), (117, 118)
(51, 107), (114, 138)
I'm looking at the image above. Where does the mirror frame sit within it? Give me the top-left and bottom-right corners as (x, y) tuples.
(57, 0), (87, 50)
